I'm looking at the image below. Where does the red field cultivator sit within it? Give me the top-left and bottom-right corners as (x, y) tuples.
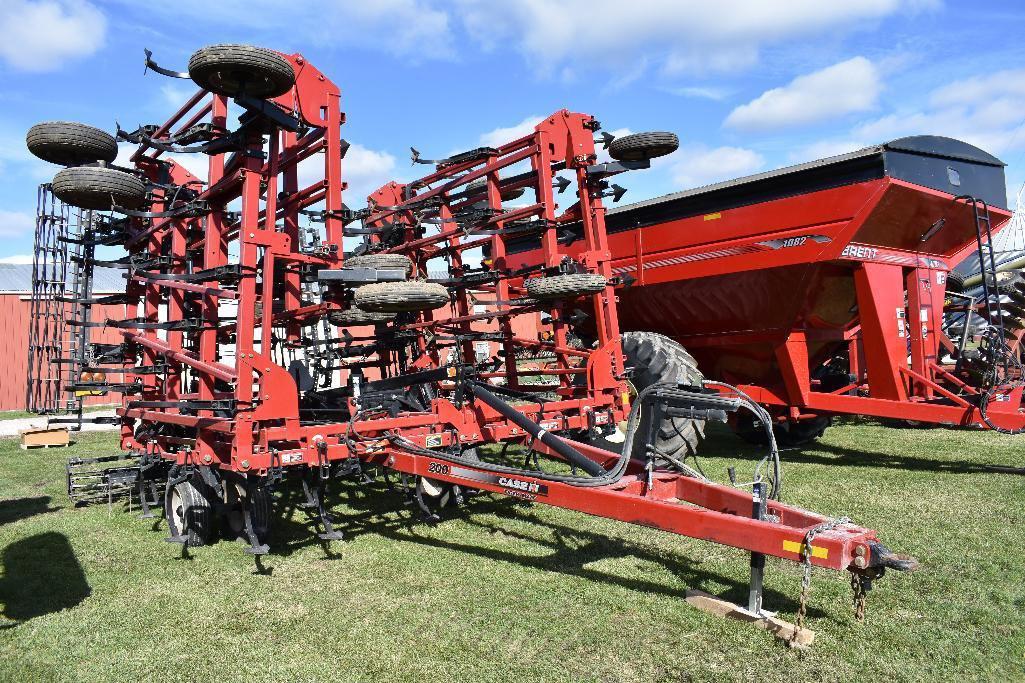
(26, 45), (918, 633)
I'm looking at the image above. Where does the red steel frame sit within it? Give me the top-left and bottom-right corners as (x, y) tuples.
(73, 49), (899, 577)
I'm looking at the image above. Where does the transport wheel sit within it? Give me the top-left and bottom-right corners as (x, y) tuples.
(610, 331), (705, 463)
(608, 132), (679, 162)
(525, 273), (607, 300)
(327, 307), (396, 326)
(188, 44), (296, 99)
(467, 177), (526, 201)
(223, 480), (271, 542)
(26, 121), (118, 166)
(734, 414), (832, 448)
(51, 166), (146, 210)
(354, 281), (449, 313)
(344, 253), (413, 276)
(165, 479), (212, 547)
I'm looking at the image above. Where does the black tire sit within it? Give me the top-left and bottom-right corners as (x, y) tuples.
(608, 132), (679, 162)
(734, 414), (832, 448)
(166, 479), (212, 547)
(354, 281), (449, 313)
(327, 307), (396, 326)
(945, 270), (965, 294)
(467, 178), (526, 201)
(51, 166), (146, 210)
(621, 332), (704, 462)
(344, 253), (413, 276)
(26, 121), (117, 166)
(188, 44), (295, 99)
(525, 273), (607, 300)
(223, 480), (271, 542)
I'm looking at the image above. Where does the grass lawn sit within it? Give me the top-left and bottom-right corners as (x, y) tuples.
(0, 422), (1023, 682)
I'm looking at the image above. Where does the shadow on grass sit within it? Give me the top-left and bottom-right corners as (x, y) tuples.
(705, 437), (1025, 476)
(0, 496), (60, 526)
(266, 479), (823, 619)
(0, 532), (90, 627)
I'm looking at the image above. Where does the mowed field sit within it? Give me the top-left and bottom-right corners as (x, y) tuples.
(0, 422), (1023, 682)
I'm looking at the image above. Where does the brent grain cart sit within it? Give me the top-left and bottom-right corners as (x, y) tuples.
(25, 44), (915, 639)
(503, 137), (1025, 448)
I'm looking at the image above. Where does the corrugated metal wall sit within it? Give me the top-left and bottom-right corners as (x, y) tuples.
(0, 294), (126, 412)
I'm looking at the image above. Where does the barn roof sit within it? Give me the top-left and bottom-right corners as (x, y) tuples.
(0, 264), (126, 293)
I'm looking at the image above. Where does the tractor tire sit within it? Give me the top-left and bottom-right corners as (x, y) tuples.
(344, 253), (413, 276)
(327, 307), (396, 326)
(734, 414), (832, 448)
(525, 273), (607, 300)
(608, 132), (679, 162)
(51, 166), (147, 210)
(622, 331), (705, 462)
(354, 281), (449, 313)
(166, 479), (212, 547)
(188, 44), (295, 99)
(945, 270), (965, 294)
(26, 121), (118, 166)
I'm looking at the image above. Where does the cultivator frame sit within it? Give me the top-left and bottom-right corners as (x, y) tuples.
(25, 46), (915, 632)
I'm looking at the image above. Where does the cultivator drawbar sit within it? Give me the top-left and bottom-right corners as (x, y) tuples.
(26, 44), (914, 633)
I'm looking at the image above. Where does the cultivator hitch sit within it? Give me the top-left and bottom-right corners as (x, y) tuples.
(23, 43), (918, 640)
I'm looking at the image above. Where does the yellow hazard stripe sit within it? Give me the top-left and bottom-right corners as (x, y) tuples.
(783, 539), (829, 559)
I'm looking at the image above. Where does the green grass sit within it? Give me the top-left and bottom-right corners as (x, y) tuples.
(0, 405), (117, 421)
(0, 423), (1024, 682)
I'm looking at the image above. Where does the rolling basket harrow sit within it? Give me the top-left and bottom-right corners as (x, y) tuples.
(25, 44), (916, 634)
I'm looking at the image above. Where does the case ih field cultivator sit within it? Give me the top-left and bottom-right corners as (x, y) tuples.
(26, 43), (981, 636)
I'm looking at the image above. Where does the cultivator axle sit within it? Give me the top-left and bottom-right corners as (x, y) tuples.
(26, 44), (915, 636)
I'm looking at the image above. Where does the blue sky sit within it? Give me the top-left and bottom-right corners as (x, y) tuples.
(1, 0), (1025, 261)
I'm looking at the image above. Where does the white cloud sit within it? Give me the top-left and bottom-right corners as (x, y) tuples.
(0, 210), (36, 238)
(670, 145), (765, 189)
(852, 68), (1025, 156)
(662, 86), (731, 101)
(0, 0), (106, 72)
(108, 0), (453, 62)
(789, 139), (868, 164)
(0, 254), (33, 264)
(456, 0), (936, 78)
(479, 116), (543, 148)
(725, 57), (881, 131)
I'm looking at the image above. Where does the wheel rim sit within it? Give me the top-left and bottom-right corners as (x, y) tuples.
(170, 488), (185, 533)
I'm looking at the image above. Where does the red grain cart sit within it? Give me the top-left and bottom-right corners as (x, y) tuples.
(506, 137), (1023, 443)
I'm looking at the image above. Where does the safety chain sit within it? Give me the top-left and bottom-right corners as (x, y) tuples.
(851, 572), (868, 621)
(790, 515), (852, 644)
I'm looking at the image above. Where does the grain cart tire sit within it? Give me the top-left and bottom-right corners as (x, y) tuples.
(166, 479), (212, 547)
(188, 44), (295, 99)
(525, 273), (607, 300)
(223, 481), (271, 541)
(327, 307), (396, 326)
(620, 331), (705, 463)
(608, 132), (679, 162)
(945, 270), (966, 294)
(26, 121), (118, 166)
(354, 281), (449, 313)
(344, 253), (413, 276)
(734, 414), (832, 448)
(51, 166), (147, 210)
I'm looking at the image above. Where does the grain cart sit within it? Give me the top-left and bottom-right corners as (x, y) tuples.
(25, 45), (914, 636)
(504, 138), (1025, 447)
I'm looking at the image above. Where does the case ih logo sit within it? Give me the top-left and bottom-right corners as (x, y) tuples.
(841, 244), (878, 260)
(498, 476), (547, 496)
